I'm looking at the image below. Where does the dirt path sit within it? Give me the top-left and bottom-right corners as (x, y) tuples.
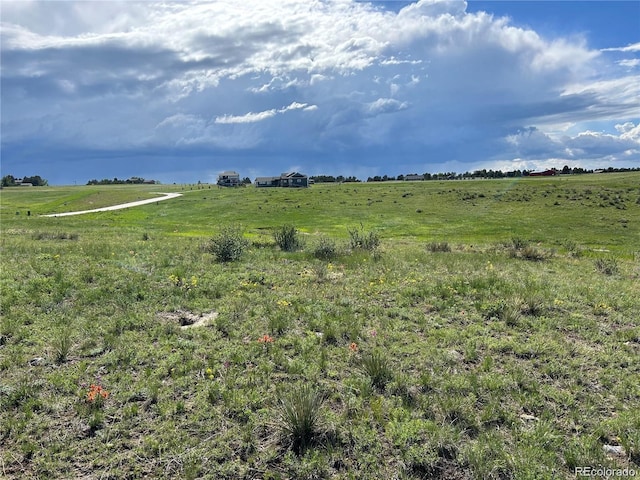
(42, 192), (183, 217)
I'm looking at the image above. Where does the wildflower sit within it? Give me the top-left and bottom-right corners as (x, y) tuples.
(258, 334), (274, 343)
(86, 384), (109, 403)
(349, 342), (358, 352)
(370, 329), (377, 337)
(205, 367), (213, 375)
(277, 300), (291, 308)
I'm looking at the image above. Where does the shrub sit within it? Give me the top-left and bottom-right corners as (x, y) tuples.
(511, 237), (529, 250)
(273, 225), (303, 252)
(207, 225), (248, 262)
(277, 384), (324, 454)
(361, 350), (393, 390)
(33, 232), (79, 241)
(427, 241), (451, 252)
(348, 225), (380, 251)
(508, 242), (547, 261)
(520, 245), (546, 261)
(313, 236), (338, 260)
(594, 257), (619, 276)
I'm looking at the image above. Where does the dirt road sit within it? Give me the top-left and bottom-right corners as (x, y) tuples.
(42, 192), (183, 217)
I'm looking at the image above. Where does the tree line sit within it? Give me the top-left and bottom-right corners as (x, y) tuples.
(1, 175), (48, 187)
(312, 166), (640, 183)
(86, 176), (159, 185)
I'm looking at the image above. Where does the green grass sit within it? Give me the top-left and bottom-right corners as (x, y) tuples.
(1, 173), (639, 478)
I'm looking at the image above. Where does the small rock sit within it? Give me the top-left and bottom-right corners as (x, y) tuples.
(603, 444), (625, 456)
(519, 414), (538, 422)
(447, 349), (463, 362)
(29, 357), (45, 366)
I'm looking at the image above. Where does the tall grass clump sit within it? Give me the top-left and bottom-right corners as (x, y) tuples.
(594, 257), (619, 276)
(277, 384), (324, 454)
(360, 350), (393, 390)
(51, 326), (73, 364)
(207, 225), (249, 262)
(348, 225), (380, 251)
(273, 225), (303, 252)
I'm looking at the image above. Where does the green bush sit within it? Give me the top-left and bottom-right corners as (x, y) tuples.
(313, 236), (338, 260)
(348, 225), (380, 251)
(510, 237), (529, 250)
(427, 241), (451, 252)
(207, 225), (249, 262)
(274, 225), (303, 252)
(520, 245), (546, 261)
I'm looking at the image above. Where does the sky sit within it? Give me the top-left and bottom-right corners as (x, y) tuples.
(1, 0), (639, 185)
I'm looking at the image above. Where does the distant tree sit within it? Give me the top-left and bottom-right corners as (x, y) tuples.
(2, 174), (48, 186)
(242, 177), (252, 184)
(310, 175), (337, 183)
(1, 175), (17, 187)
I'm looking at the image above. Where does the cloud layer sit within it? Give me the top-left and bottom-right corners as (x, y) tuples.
(1, 0), (638, 183)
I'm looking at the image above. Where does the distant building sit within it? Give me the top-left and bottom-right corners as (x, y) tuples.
(255, 172), (309, 188)
(217, 171), (241, 187)
(255, 176), (279, 187)
(404, 174), (424, 181)
(528, 169), (557, 177)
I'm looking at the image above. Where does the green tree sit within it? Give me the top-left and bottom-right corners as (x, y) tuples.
(1, 175), (16, 187)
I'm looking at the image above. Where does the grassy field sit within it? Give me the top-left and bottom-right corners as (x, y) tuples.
(1, 173), (639, 479)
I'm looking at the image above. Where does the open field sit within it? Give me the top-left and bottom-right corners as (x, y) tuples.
(1, 173), (639, 479)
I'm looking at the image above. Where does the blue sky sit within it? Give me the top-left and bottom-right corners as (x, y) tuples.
(1, 0), (638, 185)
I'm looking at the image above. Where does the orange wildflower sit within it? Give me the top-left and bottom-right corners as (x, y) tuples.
(257, 334), (274, 343)
(349, 342), (358, 352)
(87, 384), (109, 402)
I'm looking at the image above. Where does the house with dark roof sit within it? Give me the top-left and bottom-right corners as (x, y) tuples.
(217, 171), (241, 187)
(255, 172), (309, 188)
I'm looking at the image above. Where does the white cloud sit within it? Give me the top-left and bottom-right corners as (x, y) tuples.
(367, 98), (409, 115)
(601, 42), (640, 52)
(215, 109), (278, 125)
(214, 101), (315, 124)
(618, 59), (640, 68)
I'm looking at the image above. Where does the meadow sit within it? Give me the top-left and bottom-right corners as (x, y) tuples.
(1, 173), (639, 479)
